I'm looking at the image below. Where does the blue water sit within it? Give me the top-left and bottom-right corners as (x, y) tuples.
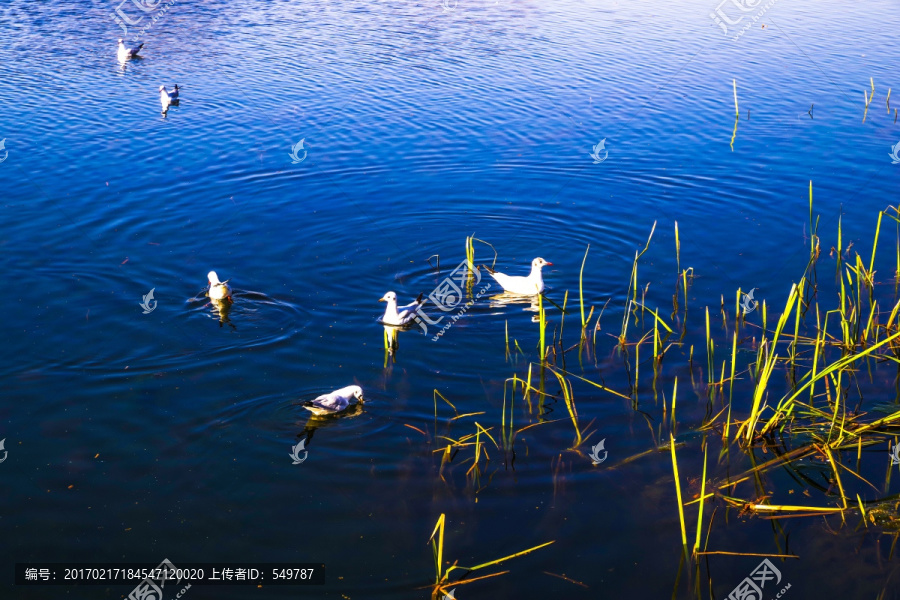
(2, 0), (900, 597)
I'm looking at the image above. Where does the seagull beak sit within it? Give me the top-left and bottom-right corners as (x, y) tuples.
(378, 297), (387, 302)
(545, 261), (554, 266)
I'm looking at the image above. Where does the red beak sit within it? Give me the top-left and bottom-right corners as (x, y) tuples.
(545, 261), (554, 266)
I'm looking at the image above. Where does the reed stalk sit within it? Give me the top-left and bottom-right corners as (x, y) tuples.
(670, 431), (688, 554)
(693, 441), (708, 554)
(579, 244), (590, 336)
(733, 79), (739, 117)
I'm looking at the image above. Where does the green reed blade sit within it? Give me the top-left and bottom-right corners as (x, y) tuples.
(694, 441), (708, 554)
(669, 430), (688, 551)
(675, 221), (681, 275)
(733, 79), (739, 117)
(579, 244), (590, 333)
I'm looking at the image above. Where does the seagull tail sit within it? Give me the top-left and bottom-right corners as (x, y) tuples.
(415, 292), (424, 304)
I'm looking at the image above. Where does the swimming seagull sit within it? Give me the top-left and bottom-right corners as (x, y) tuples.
(207, 271), (232, 301)
(117, 38), (143, 62)
(379, 291), (425, 326)
(159, 84), (180, 113)
(301, 385), (364, 415)
(482, 257), (552, 295)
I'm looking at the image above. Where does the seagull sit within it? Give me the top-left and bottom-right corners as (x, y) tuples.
(207, 271), (232, 301)
(482, 257), (552, 295)
(300, 385), (364, 415)
(159, 84), (179, 113)
(379, 291), (425, 326)
(117, 38), (143, 62)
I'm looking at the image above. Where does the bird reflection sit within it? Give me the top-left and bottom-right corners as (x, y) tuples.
(210, 297), (236, 330)
(383, 325), (399, 364)
(488, 292), (542, 320)
(380, 319), (425, 363)
(295, 402), (365, 452)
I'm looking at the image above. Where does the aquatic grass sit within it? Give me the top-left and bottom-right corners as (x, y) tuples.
(737, 283), (800, 443)
(668, 378), (678, 432)
(547, 367), (583, 447)
(502, 377), (516, 451)
(619, 222), (657, 345)
(730, 115), (739, 151)
(538, 292), (547, 361)
(505, 320), (510, 360)
(433, 190), (900, 582)
(758, 328), (900, 438)
(465, 234), (497, 274)
(675, 221), (681, 275)
(693, 441), (708, 555)
(669, 430), (688, 555)
(428, 513), (554, 597)
(546, 365), (631, 401)
(578, 244), (593, 340)
(705, 307), (713, 391)
(724, 330), (737, 441)
(733, 79), (739, 117)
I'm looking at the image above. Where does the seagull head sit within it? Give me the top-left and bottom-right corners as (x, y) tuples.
(532, 257), (553, 269)
(379, 291), (397, 304)
(118, 38), (124, 44)
(159, 85), (167, 92)
(349, 386), (364, 401)
(208, 271), (222, 286)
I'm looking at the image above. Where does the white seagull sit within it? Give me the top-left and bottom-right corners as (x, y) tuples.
(301, 385), (364, 415)
(207, 271), (232, 302)
(159, 84), (180, 113)
(483, 257), (553, 295)
(117, 38), (144, 62)
(379, 291), (425, 326)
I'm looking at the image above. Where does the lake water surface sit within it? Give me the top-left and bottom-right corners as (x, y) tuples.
(2, 0), (900, 598)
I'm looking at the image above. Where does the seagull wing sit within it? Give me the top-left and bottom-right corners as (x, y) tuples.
(396, 293), (425, 323)
(311, 392), (348, 411)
